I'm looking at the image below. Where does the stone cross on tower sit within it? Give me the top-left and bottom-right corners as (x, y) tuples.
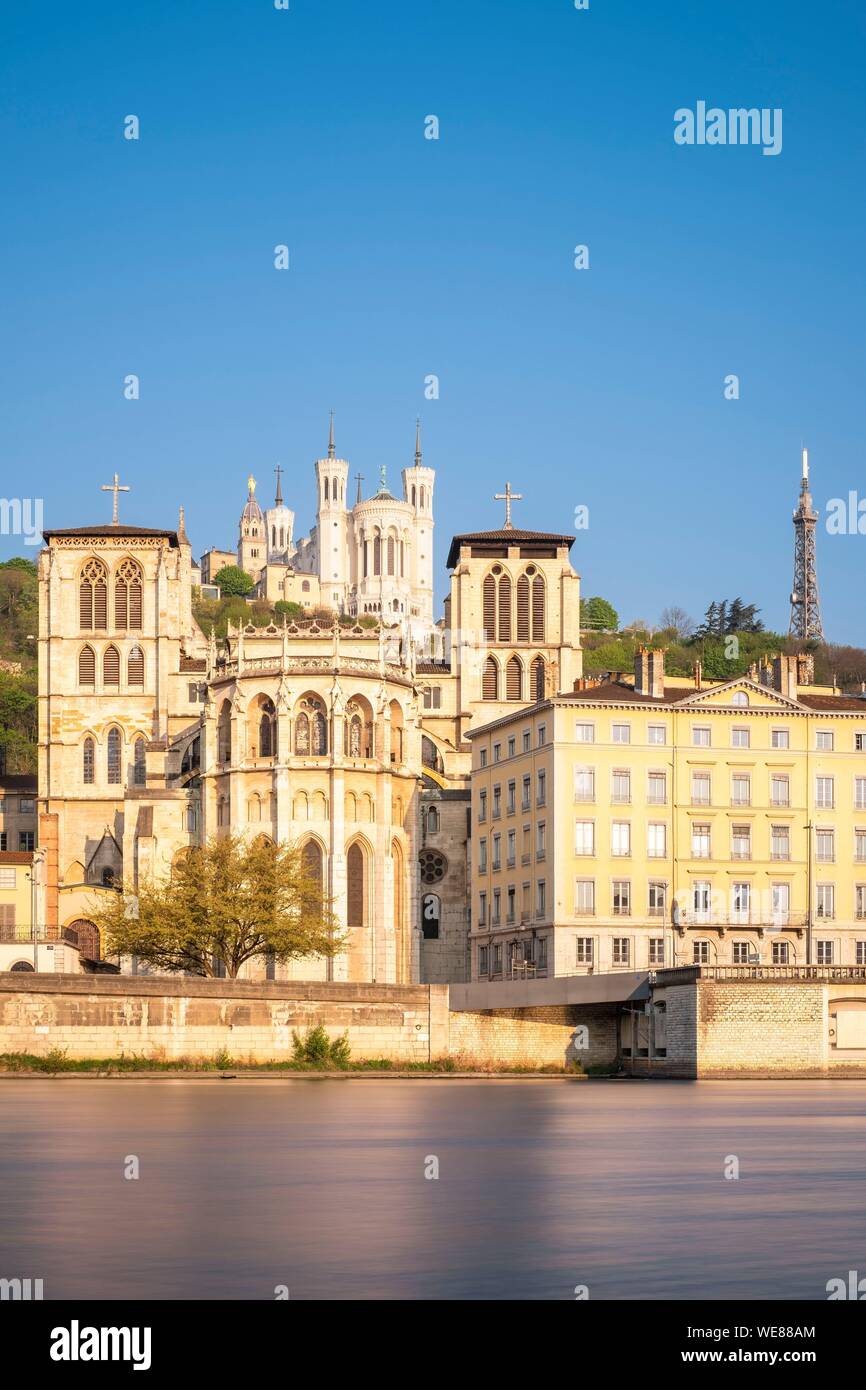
(494, 481), (523, 530)
(101, 472), (130, 525)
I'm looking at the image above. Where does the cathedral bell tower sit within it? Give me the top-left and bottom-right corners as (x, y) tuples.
(315, 412), (349, 611)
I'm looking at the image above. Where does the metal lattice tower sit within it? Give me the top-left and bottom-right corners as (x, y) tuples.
(788, 448), (824, 642)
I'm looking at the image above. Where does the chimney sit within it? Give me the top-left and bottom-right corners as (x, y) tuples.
(797, 652), (814, 686)
(635, 646), (665, 699)
(772, 654), (798, 700)
(693, 659), (702, 691)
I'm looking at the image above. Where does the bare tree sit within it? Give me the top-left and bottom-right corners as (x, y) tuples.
(659, 606), (695, 640)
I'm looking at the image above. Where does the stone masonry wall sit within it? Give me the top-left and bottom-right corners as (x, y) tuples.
(450, 1004), (619, 1069)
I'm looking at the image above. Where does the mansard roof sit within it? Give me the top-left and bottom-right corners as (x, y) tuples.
(446, 528), (575, 569)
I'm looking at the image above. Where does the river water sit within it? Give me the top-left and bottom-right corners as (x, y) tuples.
(2, 1078), (865, 1300)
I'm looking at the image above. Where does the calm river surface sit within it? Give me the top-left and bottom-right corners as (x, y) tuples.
(3, 1078), (866, 1300)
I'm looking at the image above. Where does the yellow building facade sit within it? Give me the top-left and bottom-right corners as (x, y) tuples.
(469, 652), (866, 978)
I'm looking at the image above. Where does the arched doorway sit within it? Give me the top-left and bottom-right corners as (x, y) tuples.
(68, 920), (101, 962)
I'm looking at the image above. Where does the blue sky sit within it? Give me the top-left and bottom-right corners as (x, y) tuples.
(2, 0), (864, 638)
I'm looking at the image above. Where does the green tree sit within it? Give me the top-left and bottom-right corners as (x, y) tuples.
(275, 600), (304, 620)
(89, 835), (344, 978)
(213, 565), (254, 597)
(580, 596), (619, 631)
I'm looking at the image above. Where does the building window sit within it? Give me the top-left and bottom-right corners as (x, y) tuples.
(491, 834), (501, 871)
(613, 938), (630, 966)
(816, 939), (834, 964)
(771, 825), (790, 860)
(647, 724), (666, 745)
(78, 645), (96, 688)
(419, 850), (447, 885)
(731, 727), (750, 748)
(649, 937), (665, 965)
(816, 884), (835, 919)
(731, 824), (751, 860)
(611, 821), (631, 857)
(536, 880), (546, 917)
(507, 781), (516, 815)
(816, 730), (834, 751)
(771, 728), (790, 750)
(0, 867), (16, 888)
(691, 823), (711, 859)
(731, 774), (750, 806)
(20, 798), (35, 814)
(648, 881), (666, 916)
(18, 831), (34, 852)
(731, 691), (749, 707)
(107, 728), (122, 784)
(102, 645), (120, 687)
(772, 940), (790, 964)
(478, 892), (487, 927)
(522, 730), (531, 752)
(857, 886), (866, 920)
(647, 772), (666, 804)
(857, 941), (866, 965)
(576, 936), (594, 964)
(83, 736), (95, 784)
(856, 732), (866, 752)
(574, 820), (595, 856)
(612, 723), (630, 744)
(693, 939), (710, 965)
(815, 829), (835, 863)
(855, 778), (866, 811)
(574, 767), (595, 802)
(575, 881), (595, 916)
(422, 686), (441, 710)
(493, 742), (501, 763)
(816, 776), (835, 810)
(731, 882), (751, 921)
(79, 557), (108, 630)
(575, 722), (595, 743)
(492, 942), (502, 974)
(536, 822), (546, 859)
(507, 737), (515, 758)
(478, 838), (487, 873)
(479, 748), (487, 768)
(537, 936), (547, 969)
(732, 941), (751, 964)
(492, 785), (501, 818)
(114, 557), (143, 630)
(425, 805), (439, 834)
(522, 775), (531, 810)
(611, 769), (631, 803)
(691, 772), (711, 805)
(537, 725), (546, 747)
(612, 880), (631, 915)
(770, 774), (790, 807)
(482, 656), (499, 701)
(536, 770), (546, 806)
(692, 881), (711, 920)
(492, 889), (501, 926)
(692, 726), (711, 747)
(647, 823), (666, 859)
(479, 946), (489, 975)
(133, 737), (147, 787)
(507, 829), (516, 867)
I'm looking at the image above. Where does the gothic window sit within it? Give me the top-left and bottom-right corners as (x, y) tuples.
(260, 713), (273, 757)
(280, 526), (285, 547)
(419, 849), (447, 884)
(302, 839), (324, 898)
(295, 712), (310, 754)
(78, 645), (96, 688)
(103, 645), (120, 687)
(532, 655), (546, 701)
(400, 540), (405, 577)
(272, 526), (276, 547)
(373, 535), (381, 576)
(498, 574), (512, 641)
(347, 714), (362, 756)
(106, 728), (122, 784)
(387, 536), (395, 575)
(532, 574), (546, 641)
(79, 558), (108, 631)
(426, 805), (439, 833)
(83, 736), (95, 784)
(332, 477), (337, 499)
(302, 580), (310, 592)
(217, 702), (232, 763)
(506, 655), (523, 701)
(114, 558), (143, 630)
(363, 539), (368, 578)
(420, 487), (426, 509)
(133, 737), (146, 786)
(347, 843), (366, 927)
(324, 478), (329, 501)
(517, 575), (530, 642)
(312, 711), (327, 754)
(127, 645), (144, 687)
(482, 655), (499, 701)
(482, 575), (496, 641)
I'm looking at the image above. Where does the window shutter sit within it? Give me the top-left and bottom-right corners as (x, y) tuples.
(532, 656), (545, 700)
(80, 581), (92, 629)
(127, 646), (144, 686)
(114, 581), (128, 629)
(498, 575), (512, 641)
(78, 646), (95, 687)
(517, 576), (530, 642)
(103, 646), (120, 686)
(531, 575), (545, 641)
(482, 656), (498, 700)
(482, 576), (496, 641)
(506, 656), (522, 701)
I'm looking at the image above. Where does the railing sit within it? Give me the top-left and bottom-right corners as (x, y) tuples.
(0, 926), (79, 945)
(653, 964), (866, 985)
(674, 911), (809, 929)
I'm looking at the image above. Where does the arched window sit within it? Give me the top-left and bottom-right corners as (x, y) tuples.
(347, 843), (366, 927)
(517, 574), (530, 642)
(324, 477), (329, 501)
(114, 557), (143, 630)
(400, 540), (405, 577)
(387, 536), (395, 575)
(346, 713), (362, 757)
(133, 736), (146, 786)
(68, 920), (100, 961)
(79, 558), (108, 631)
(78, 645), (96, 688)
(498, 574), (512, 641)
(312, 710), (327, 754)
(373, 535), (381, 575)
(532, 574), (545, 641)
(532, 656), (546, 701)
(426, 805), (439, 833)
(103, 645), (120, 687)
(412, 485), (417, 506)
(217, 702), (232, 763)
(302, 580), (310, 592)
(83, 736), (95, 784)
(107, 728), (122, 784)
(482, 575), (496, 641)
(420, 486), (426, 509)
(127, 645), (144, 687)
(506, 655), (523, 701)
(482, 655), (499, 701)
(295, 712), (310, 754)
(259, 713), (272, 757)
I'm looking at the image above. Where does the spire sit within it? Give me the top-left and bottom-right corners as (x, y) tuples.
(274, 463), (283, 506)
(328, 411), (335, 460)
(177, 505), (189, 544)
(414, 417), (422, 466)
(355, 472), (364, 505)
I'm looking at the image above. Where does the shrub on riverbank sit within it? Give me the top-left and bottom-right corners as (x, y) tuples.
(0, 1051), (587, 1076)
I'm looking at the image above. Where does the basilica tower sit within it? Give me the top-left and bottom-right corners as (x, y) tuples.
(315, 413), (349, 611)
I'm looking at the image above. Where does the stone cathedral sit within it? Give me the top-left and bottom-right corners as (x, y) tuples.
(36, 427), (582, 982)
